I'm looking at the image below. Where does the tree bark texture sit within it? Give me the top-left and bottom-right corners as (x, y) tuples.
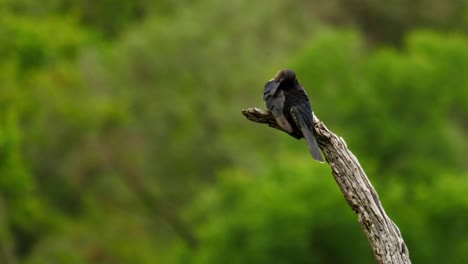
(242, 107), (411, 264)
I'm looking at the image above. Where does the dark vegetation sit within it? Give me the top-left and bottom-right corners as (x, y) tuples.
(1, 0), (467, 263)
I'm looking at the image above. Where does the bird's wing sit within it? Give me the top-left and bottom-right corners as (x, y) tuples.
(263, 81), (293, 133)
(290, 103), (323, 162)
(263, 80), (280, 99)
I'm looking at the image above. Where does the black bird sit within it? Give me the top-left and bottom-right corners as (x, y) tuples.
(263, 69), (323, 162)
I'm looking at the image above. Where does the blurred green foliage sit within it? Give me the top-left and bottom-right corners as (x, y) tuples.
(0, 0), (467, 263)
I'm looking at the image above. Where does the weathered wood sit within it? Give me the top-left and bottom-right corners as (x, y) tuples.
(241, 107), (411, 264)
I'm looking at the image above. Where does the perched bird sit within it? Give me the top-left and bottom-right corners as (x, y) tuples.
(263, 69), (323, 162)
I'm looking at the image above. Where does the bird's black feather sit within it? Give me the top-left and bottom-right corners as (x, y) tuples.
(263, 80), (293, 133)
(262, 69), (323, 162)
(291, 105), (323, 162)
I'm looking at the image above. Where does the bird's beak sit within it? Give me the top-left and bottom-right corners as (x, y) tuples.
(264, 80), (280, 96)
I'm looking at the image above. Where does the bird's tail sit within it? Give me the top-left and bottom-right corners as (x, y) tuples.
(304, 130), (323, 162)
(292, 107), (324, 162)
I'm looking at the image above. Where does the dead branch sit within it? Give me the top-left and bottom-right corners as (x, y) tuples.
(242, 107), (411, 264)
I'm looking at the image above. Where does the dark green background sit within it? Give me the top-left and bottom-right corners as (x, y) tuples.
(1, 0), (467, 263)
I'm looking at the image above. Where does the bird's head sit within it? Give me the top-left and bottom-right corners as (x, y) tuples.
(273, 69), (296, 83)
(264, 69), (297, 96)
